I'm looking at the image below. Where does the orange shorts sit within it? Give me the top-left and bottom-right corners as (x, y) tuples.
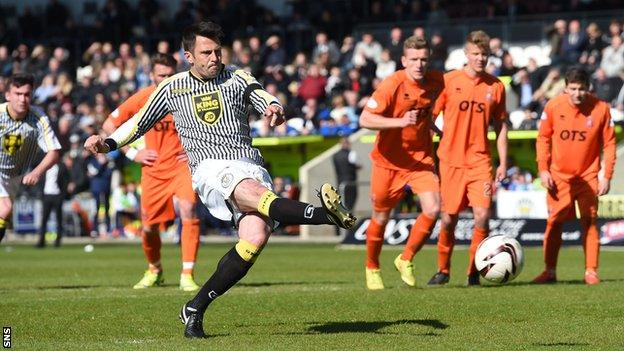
(547, 176), (598, 222)
(140, 167), (196, 225)
(440, 163), (492, 214)
(370, 163), (439, 212)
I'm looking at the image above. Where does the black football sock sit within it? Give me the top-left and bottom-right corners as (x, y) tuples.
(0, 227), (5, 243)
(257, 191), (332, 225)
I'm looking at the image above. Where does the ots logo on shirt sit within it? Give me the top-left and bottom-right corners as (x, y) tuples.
(2, 134), (23, 155)
(458, 100), (486, 113)
(193, 91), (223, 125)
(559, 130), (587, 141)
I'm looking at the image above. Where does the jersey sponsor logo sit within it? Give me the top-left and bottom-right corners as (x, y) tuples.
(153, 120), (175, 132)
(459, 100), (485, 113)
(559, 129), (587, 141)
(193, 90), (223, 125)
(366, 98), (378, 109)
(2, 134), (23, 155)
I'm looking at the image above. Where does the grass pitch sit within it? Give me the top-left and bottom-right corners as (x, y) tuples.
(1, 242), (623, 350)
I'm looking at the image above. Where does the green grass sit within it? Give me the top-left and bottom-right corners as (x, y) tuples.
(1, 242), (624, 350)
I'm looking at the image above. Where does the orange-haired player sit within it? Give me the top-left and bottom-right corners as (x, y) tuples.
(533, 66), (616, 285)
(103, 53), (201, 291)
(428, 30), (508, 286)
(359, 35), (444, 290)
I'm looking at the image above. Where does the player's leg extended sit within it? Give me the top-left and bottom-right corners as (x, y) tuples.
(366, 210), (389, 290)
(178, 195), (201, 291)
(235, 179), (355, 229)
(577, 181), (600, 284)
(181, 214), (269, 338)
(0, 197), (12, 243)
(436, 213), (458, 273)
(468, 206), (490, 277)
(133, 223), (164, 289)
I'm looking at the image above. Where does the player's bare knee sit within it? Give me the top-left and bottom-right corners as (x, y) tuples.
(238, 214), (270, 247)
(0, 199), (12, 219)
(143, 223), (159, 235)
(371, 211), (390, 225)
(233, 179), (271, 213)
(440, 213), (458, 231)
(178, 199), (196, 219)
(422, 204), (440, 219)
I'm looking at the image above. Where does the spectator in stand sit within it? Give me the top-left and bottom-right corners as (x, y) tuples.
(353, 32), (383, 66)
(591, 68), (622, 105)
(546, 19), (567, 64)
(300, 98), (321, 134)
(262, 35), (286, 74)
(600, 35), (624, 78)
(34, 74), (57, 104)
(532, 66), (566, 113)
(338, 36), (355, 71)
(430, 32), (448, 71)
(312, 32), (340, 67)
(375, 49), (396, 80)
(387, 27), (404, 69)
(561, 20), (587, 64)
(580, 23), (606, 71)
(511, 68), (536, 111)
(87, 153), (113, 237)
(605, 19), (623, 44)
(498, 51), (518, 77)
(489, 37), (506, 71)
(325, 66), (345, 96)
(110, 181), (139, 237)
(297, 64), (327, 103)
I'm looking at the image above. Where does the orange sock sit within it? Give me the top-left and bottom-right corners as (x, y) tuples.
(544, 221), (563, 270)
(181, 219), (200, 275)
(467, 227), (488, 275)
(142, 230), (162, 271)
(581, 219), (600, 271)
(437, 228), (454, 274)
(401, 214), (436, 261)
(366, 219), (385, 269)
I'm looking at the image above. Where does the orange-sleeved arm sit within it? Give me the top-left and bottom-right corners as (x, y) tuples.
(601, 109), (617, 179)
(105, 87), (153, 128)
(432, 83), (447, 117)
(536, 108), (554, 172)
(492, 81), (508, 122)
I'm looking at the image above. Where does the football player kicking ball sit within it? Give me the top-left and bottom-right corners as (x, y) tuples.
(102, 54), (201, 292)
(428, 30), (508, 286)
(533, 67), (616, 285)
(359, 35), (443, 290)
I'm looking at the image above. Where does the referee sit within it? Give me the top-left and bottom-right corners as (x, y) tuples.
(85, 21), (355, 338)
(0, 73), (61, 243)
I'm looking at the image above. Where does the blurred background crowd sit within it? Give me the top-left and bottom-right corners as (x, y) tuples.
(1, 0), (623, 238)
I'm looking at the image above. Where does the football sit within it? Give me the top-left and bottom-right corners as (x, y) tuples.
(475, 235), (524, 284)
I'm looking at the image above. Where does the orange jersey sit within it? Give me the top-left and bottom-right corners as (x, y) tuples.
(433, 70), (507, 168)
(106, 85), (187, 180)
(536, 93), (616, 181)
(365, 69), (444, 170)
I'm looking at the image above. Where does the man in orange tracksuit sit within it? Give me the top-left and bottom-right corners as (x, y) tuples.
(428, 31), (508, 286)
(533, 67), (616, 285)
(359, 36), (444, 290)
(103, 53), (201, 291)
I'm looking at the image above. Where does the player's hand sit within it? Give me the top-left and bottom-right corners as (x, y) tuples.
(22, 171), (41, 186)
(175, 150), (189, 163)
(597, 177), (611, 196)
(399, 110), (419, 127)
(495, 164), (506, 183)
(539, 170), (554, 190)
(265, 104), (285, 127)
(135, 149), (158, 166)
(84, 135), (110, 155)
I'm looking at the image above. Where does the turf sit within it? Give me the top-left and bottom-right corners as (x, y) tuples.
(1, 242), (623, 350)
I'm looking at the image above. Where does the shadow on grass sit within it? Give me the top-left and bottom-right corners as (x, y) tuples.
(238, 281), (350, 287)
(307, 319), (449, 334)
(532, 342), (590, 347)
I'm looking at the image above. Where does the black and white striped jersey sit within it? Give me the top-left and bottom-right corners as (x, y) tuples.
(0, 103), (61, 179)
(109, 65), (280, 173)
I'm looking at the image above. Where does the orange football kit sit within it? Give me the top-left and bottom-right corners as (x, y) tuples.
(106, 85), (199, 274)
(536, 93), (616, 273)
(365, 69), (444, 269)
(432, 70), (507, 275)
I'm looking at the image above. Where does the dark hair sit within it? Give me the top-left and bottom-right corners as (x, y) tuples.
(151, 53), (177, 69)
(7, 73), (34, 88)
(564, 66), (590, 86)
(182, 21), (224, 52)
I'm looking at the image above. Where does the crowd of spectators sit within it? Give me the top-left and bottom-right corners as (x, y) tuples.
(2, 0), (624, 235)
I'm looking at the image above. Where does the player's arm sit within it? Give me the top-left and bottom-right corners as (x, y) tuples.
(598, 108), (617, 195)
(536, 108), (555, 190)
(85, 81), (172, 154)
(359, 77), (417, 130)
(492, 90), (509, 183)
(235, 69), (284, 127)
(24, 114), (62, 185)
(103, 92), (158, 166)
